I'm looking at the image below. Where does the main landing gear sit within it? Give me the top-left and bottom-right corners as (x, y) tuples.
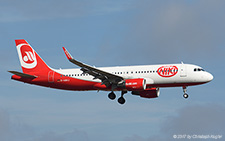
(118, 91), (127, 105)
(108, 91), (127, 105)
(182, 86), (189, 99)
(108, 91), (116, 100)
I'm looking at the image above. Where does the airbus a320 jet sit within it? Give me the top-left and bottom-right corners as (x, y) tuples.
(9, 40), (213, 104)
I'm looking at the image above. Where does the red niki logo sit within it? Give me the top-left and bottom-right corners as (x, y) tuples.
(157, 66), (178, 77)
(21, 45), (35, 64)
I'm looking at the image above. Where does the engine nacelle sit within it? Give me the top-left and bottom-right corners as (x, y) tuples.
(118, 78), (146, 91)
(132, 88), (160, 98)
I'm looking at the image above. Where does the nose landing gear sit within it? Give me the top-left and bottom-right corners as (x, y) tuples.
(182, 86), (189, 99)
(183, 93), (188, 99)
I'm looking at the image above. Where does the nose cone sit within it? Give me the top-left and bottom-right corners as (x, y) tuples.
(206, 72), (214, 82)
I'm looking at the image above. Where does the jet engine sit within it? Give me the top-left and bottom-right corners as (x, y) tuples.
(118, 78), (146, 91)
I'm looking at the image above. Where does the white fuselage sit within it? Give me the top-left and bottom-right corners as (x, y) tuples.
(54, 63), (213, 88)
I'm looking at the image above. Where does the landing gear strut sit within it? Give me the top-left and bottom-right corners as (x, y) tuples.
(118, 91), (127, 105)
(108, 84), (117, 100)
(182, 86), (189, 99)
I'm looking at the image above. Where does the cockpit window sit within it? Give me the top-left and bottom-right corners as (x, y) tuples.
(194, 68), (205, 72)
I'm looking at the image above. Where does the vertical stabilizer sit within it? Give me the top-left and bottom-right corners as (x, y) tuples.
(15, 39), (51, 75)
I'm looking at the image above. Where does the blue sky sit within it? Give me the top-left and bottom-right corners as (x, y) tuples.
(0, 0), (225, 141)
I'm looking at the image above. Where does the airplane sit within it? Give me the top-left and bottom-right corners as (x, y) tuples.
(9, 39), (213, 104)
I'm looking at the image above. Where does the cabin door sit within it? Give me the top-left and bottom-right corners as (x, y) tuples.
(180, 64), (187, 77)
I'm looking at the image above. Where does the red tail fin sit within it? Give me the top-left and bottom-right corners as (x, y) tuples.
(15, 39), (51, 75)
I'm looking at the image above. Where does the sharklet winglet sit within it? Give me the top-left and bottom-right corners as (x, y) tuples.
(62, 47), (73, 60)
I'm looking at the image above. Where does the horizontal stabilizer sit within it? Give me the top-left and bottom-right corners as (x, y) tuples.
(8, 71), (37, 79)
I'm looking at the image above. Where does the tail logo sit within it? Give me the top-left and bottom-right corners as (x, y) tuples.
(17, 43), (37, 69)
(23, 51), (35, 63)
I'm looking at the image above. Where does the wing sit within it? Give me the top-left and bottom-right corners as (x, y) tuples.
(62, 47), (124, 87)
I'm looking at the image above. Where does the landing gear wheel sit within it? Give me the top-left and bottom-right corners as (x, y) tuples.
(118, 97), (126, 105)
(108, 92), (116, 100)
(183, 93), (188, 99)
(182, 86), (189, 99)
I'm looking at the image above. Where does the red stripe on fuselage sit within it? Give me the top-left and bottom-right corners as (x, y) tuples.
(12, 71), (99, 91)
